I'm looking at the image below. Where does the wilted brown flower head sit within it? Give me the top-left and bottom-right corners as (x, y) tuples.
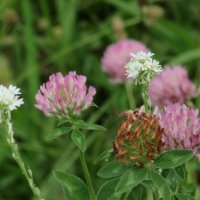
(3, 9), (19, 28)
(113, 109), (164, 166)
(142, 5), (165, 26)
(112, 16), (127, 40)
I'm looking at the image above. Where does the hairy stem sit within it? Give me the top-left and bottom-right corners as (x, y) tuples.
(5, 110), (43, 200)
(79, 150), (97, 200)
(142, 85), (151, 113)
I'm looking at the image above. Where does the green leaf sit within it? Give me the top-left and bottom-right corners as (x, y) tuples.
(47, 126), (72, 140)
(97, 160), (128, 179)
(175, 165), (185, 180)
(94, 149), (113, 164)
(161, 169), (170, 179)
(115, 168), (147, 195)
(71, 130), (86, 152)
(170, 48), (200, 65)
(149, 170), (171, 200)
(181, 183), (196, 196)
(166, 169), (183, 190)
(53, 171), (90, 200)
(127, 184), (147, 200)
(97, 178), (120, 200)
(176, 193), (194, 200)
(56, 118), (68, 127)
(142, 180), (154, 190)
(82, 123), (107, 131)
(153, 150), (193, 169)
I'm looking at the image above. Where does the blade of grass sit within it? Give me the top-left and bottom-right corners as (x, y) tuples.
(55, 0), (78, 70)
(169, 48), (200, 64)
(22, 0), (39, 106)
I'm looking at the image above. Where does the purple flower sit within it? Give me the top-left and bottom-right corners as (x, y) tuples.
(149, 66), (199, 107)
(101, 39), (149, 83)
(159, 103), (200, 156)
(35, 72), (96, 118)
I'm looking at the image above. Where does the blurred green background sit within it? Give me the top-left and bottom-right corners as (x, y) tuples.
(0, 0), (200, 199)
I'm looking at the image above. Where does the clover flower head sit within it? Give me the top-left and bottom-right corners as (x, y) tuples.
(0, 85), (23, 111)
(125, 51), (162, 85)
(101, 39), (149, 83)
(114, 108), (163, 166)
(35, 71), (96, 118)
(149, 66), (199, 107)
(159, 103), (200, 156)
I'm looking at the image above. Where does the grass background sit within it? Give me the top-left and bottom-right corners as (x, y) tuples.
(0, 0), (200, 199)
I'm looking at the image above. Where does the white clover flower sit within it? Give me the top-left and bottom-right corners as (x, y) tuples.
(125, 51), (162, 85)
(0, 85), (24, 111)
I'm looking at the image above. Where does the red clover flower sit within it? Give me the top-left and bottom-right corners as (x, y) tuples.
(149, 66), (199, 107)
(159, 103), (200, 156)
(101, 39), (149, 83)
(35, 71), (96, 118)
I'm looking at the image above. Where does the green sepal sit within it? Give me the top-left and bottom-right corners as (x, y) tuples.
(91, 102), (99, 108)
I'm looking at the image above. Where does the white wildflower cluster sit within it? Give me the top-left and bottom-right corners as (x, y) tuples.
(125, 52), (162, 85)
(0, 85), (24, 112)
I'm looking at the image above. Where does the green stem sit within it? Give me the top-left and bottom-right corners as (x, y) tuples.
(146, 187), (154, 200)
(5, 110), (43, 200)
(142, 85), (151, 113)
(125, 83), (136, 109)
(79, 150), (97, 200)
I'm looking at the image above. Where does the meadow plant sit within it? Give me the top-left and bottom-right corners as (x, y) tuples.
(0, 85), (43, 200)
(32, 53), (199, 200)
(35, 71), (104, 200)
(104, 52), (197, 200)
(149, 66), (199, 107)
(1, 1), (200, 199)
(1, 55), (199, 200)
